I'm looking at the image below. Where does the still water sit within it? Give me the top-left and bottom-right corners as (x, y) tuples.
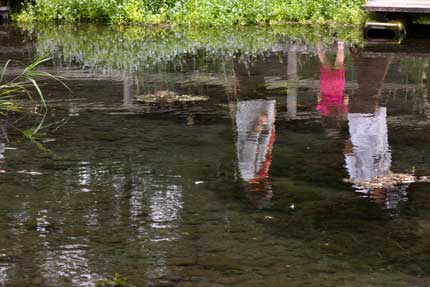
(1, 24), (430, 286)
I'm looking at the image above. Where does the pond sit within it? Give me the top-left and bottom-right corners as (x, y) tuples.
(1, 23), (430, 286)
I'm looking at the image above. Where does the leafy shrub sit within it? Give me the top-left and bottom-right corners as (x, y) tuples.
(17, 0), (367, 25)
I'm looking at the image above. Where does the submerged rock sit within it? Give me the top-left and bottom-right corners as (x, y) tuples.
(197, 255), (242, 270)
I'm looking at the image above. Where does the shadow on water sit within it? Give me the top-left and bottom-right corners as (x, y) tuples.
(1, 23), (430, 286)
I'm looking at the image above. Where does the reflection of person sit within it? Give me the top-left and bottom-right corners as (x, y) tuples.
(316, 42), (348, 118)
(236, 99), (276, 185)
(344, 51), (411, 209)
(316, 42), (348, 136)
(344, 106), (391, 186)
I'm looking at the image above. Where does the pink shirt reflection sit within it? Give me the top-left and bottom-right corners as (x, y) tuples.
(317, 66), (347, 117)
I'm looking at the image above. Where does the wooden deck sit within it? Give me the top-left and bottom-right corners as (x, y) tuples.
(364, 0), (430, 13)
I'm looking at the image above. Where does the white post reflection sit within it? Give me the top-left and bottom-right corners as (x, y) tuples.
(123, 72), (133, 107)
(39, 242), (99, 287)
(0, 265), (10, 286)
(287, 46), (298, 118)
(126, 171), (183, 280)
(78, 163), (92, 193)
(147, 180), (183, 278)
(0, 143), (5, 162)
(149, 183), (182, 230)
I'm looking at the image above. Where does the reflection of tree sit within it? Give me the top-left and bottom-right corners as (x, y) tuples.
(349, 50), (391, 113)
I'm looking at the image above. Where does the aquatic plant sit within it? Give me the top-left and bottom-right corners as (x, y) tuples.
(136, 90), (209, 103)
(96, 273), (129, 287)
(0, 57), (68, 148)
(0, 57), (53, 114)
(16, 0), (368, 25)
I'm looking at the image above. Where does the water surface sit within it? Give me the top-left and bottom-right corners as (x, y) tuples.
(1, 23), (430, 286)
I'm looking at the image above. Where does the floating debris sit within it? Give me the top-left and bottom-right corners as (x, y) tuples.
(17, 170), (43, 176)
(344, 172), (430, 190)
(135, 90), (209, 104)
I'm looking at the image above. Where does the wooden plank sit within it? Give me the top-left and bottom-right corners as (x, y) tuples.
(364, 0), (430, 13)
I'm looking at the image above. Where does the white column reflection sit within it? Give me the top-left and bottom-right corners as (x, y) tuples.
(148, 179), (183, 278)
(127, 172), (184, 280)
(78, 163), (92, 193)
(0, 266), (10, 286)
(39, 242), (99, 287)
(37, 162), (102, 286)
(287, 46), (298, 118)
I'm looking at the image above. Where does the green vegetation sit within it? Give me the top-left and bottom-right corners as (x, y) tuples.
(16, 0), (367, 26)
(0, 57), (52, 114)
(0, 57), (67, 149)
(96, 273), (129, 287)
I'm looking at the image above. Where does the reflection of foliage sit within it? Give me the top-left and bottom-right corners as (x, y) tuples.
(31, 24), (363, 71)
(271, 24), (364, 46)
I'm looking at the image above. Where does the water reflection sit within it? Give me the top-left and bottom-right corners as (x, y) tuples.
(3, 23), (430, 286)
(235, 100), (276, 184)
(344, 51), (411, 208)
(234, 99), (276, 207)
(316, 41), (348, 135)
(0, 265), (10, 286)
(39, 242), (97, 287)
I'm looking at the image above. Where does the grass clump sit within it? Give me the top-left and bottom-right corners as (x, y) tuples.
(96, 273), (129, 287)
(17, 0), (368, 26)
(0, 57), (68, 147)
(0, 57), (53, 115)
